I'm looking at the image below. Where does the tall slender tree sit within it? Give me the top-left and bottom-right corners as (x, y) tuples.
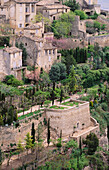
(31, 122), (35, 144)
(47, 118), (50, 146)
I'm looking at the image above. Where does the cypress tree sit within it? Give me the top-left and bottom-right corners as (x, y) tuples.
(31, 122), (35, 144)
(47, 118), (50, 146)
(60, 130), (62, 139)
(79, 137), (82, 156)
(51, 90), (55, 105)
(60, 89), (63, 103)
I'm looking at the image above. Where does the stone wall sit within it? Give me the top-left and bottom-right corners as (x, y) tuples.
(88, 34), (109, 47)
(16, 36), (38, 66)
(45, 100), (91, 137)
(97, 16), (109, 31)
(0, 116), (44, 150)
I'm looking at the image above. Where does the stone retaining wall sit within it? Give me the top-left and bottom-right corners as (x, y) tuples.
(46, 100), (90, 137)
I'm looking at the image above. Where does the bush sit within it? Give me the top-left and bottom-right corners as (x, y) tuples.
(101, 103), (108, 111)
(74, 10), (88, 20)
(90, 101), (93, 107)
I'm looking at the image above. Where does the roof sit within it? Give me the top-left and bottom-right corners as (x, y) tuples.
(20, 35), (43, 42)
(44, 43), (56, 50)
(7, 0), (38, 4)
(3, 47), (22, 53)
(36, 0), (60, 6)
(43, 4), (70, 10)
(24, 23), (41, 30)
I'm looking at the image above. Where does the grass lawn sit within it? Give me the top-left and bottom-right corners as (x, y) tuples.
(18, 110), (40, 120)
(49, 105), (66, 109)
(61, 101), (79, 107)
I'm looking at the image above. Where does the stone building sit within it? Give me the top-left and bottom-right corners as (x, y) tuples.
(36, 0), (70, 21)
(0, 0), (37, 29)
(16, 22), (61, 73)
(71, 16), (86, 38)
(0, 46), (25, 80)
(76, 0), (101, 14)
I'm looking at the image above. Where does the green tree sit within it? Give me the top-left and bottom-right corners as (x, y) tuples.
(17, 140), (24, 158)
(0, 115), (3, 126)
(49, 64), (60, 90)
(36, 123), (43, 143)
(7, 106), (14, 125)
(83, 133), (99, 155)
(68, 66), (77, 93)
(47, 118), (50, 146)
(74, 10), (88, 20)
(0, 147), (3, 165)
(60, 49), (77, 74)
(31, 122), (35, 144)
(60, 88), (63, 103)
(52, 20), (71, 38)
(51, 90), (55, 105)
(25, 132), (33, 154)
(56, 63), (67, 80)
(94, 21), (101, 32)
(34, 13), (51, 32)
(64, 0), (80, 12)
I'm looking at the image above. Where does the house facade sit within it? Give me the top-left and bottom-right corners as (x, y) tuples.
(16, 25), (61, 73)
(0, 46), (25, 80)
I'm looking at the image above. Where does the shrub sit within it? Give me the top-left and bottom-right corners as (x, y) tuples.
(90, 101), (93, 107)
(101, 103), (108, 111)
(74, 10), (88, 20)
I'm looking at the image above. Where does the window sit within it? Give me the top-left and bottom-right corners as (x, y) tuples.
(53, 50), (55, 55)
(13, 54), (15, 58)
(20, 15), (22, 21)
(1, 8), (3, 11)
(49, 50), (51, 54)
(77, 123), (79, 129)
(45, 50), (47, 55)
(19, 23), (22, 28)
(49, 56), (51, 61)
(20, 7), (22, 13)
(36, 29), (38, 34)
(25, 43), (27, 46)
(31, 5), (35, 13)
(53, 16), (55, 21)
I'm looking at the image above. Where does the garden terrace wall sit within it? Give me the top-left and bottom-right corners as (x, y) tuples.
(45, 100), (90, 137)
